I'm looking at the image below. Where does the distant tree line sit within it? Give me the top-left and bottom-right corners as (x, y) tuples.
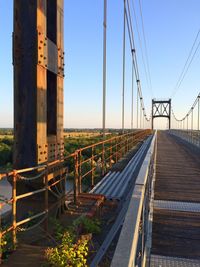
(0, 138), (13, 168)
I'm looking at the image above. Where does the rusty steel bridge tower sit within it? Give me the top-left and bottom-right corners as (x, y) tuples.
(151, 99), (171, 130)
(13, 0), (64, 169)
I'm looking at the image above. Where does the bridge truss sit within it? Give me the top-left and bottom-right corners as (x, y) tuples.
(151, 99), (171, 129)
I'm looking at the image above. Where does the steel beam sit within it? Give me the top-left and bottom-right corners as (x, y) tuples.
(13, 0), (64, 169)
(151, 99), (171, 130)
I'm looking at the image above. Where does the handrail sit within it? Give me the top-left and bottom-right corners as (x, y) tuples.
(169, 129), (200, 149)
(111, 132), (156, 267)
(0, 129), (152, 262)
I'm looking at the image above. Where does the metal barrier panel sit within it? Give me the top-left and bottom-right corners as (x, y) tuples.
(169, 129), (200, 148)
(111, 132), (156, 267)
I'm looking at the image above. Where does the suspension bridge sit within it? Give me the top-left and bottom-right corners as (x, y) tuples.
(0, 1), (200, 267)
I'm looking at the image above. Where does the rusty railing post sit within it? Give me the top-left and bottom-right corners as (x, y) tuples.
(12, 170), (17, 249)
(63, 167), (68, 211)
(44, 165), (49, 231)
(121, 137), (124, 158)
(78, 151), (82, 194)
(74, 153), (79, 205)
(126, 136), (128, 153)
(102, 143), (105, 176)
(91, 146), (94, 188)
(60, 164), (65, 214)
(110, 144), (112, 168)
(0, 202), (2, 264)
(119, 138), (121, 159)
(131, 135), (134, 149)
(115, 138), (118, 163)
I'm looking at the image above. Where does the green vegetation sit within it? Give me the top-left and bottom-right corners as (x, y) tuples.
(64, 134), (116, 156)
(0, 138), (13, 170)
(45, 232), (89, 267)
(45, 216), (101, 267)
(0, 231), (13, 260)
(0, 128), (119, 173)
(73, 216), (101, 235)
(0, 129), (13, 170)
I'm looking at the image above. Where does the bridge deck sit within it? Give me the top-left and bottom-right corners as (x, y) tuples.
(151, 131), (200, 260)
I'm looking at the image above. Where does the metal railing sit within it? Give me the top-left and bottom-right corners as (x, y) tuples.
(0, 158), (72, 263)
(74, 130), (152, 201)
(0, 129), (151, 262)
(169, 129), (200, 148)
(111, 132), (156, 267)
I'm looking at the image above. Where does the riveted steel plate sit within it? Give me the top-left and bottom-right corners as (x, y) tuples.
(37, 143), (48, 163)
(47, 38), (58, 74)
(37, 31), (47, 68)
(58, 48), (64, 77)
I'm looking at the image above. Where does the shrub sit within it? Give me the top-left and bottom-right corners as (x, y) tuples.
(0, 232), (13, 259)
(45, 231), (89, 267)
(73, 216), (101, 235)
(0, 143), (12, 166)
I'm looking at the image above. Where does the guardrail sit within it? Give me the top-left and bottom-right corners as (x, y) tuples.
(169, 129), (200, 148)
(111, 132), (156, 267)
(74, 130), (152, 201)
(0, 129), (152, 263)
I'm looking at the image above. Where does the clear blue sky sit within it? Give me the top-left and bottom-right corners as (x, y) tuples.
(0, 0), (200, 129)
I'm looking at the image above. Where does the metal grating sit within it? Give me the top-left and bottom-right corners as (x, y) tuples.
(150, 254), (200, 267)
(154, 200), (200, 213)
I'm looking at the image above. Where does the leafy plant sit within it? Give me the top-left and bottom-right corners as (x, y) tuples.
(45, 216), (101, 266)
(45, 231), (89, 267)
(49, 218), (65, 241)
(0, 232), (13, 259)
(73, 216), (101, 235)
